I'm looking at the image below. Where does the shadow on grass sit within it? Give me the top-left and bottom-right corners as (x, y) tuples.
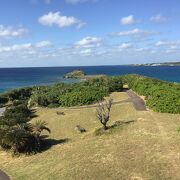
(40, 137), (70, 152)
(30, 109), (38, 118)
(94, 120), (136, 136)
(122, 88), (129, 92)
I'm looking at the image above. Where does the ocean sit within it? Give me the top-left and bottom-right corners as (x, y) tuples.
(0, 65), (180, 93)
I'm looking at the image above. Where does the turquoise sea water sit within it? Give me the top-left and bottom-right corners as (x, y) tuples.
(0, 65), (180, 93)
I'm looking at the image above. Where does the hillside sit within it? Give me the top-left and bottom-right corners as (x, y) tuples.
(0, 91), (180, 179)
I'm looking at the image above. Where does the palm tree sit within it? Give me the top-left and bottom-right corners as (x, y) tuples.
(31, 120), (51, 136)
(0, 124), (30, 153)
(0, 120), (51, 153)
(31, 120), (51, 150)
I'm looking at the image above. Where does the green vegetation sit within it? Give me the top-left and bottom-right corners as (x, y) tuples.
(64, 70), (86, 79)
(30, 76), (123, 107)
(0, 74), (179, 114)
(122, 74), (180, 113)
(0, 92), (180, 179)
(5, 87), (33, 101)
(0, 87), (33, 108)
(0, 74), (180, 179)
(0, 96), (8, 104)
(0, 100), (50, 154)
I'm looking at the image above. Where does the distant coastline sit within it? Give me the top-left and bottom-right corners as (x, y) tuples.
(130, 61), (180, 66)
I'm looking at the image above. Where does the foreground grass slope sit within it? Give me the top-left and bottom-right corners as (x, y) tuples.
(0, 92), (180, 180)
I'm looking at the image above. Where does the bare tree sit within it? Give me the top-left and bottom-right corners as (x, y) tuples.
(96, 98), (113, 130)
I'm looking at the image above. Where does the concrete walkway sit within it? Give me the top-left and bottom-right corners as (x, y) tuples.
(57, 89), (146, 111)
(0, 170), (10, 180)
(126, 90), (147, 111)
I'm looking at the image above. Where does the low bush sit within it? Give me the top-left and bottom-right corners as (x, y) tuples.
(0, 96), (8, 104)
(30, 76), (123, 107)
(122, 74), (180, 113)
(0, 100), (50, 154)
(5, 87), (33, 101)
(59, 87), (107, 107)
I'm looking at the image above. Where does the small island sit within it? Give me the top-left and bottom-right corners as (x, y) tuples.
(64, 70), (106, 80)
(64, 70), (86, 79)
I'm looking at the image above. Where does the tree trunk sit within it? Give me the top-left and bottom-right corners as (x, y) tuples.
(102, 124), (108, 130)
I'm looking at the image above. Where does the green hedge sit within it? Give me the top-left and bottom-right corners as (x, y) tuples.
(122, 74), (180, 114)
(59, 87), (107, 107)
(0, 87), (33, 102)
(30, 76), (123, 107)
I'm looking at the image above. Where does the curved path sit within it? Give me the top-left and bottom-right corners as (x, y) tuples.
(65, 99), (131, 110)
(126, 90), (146, 111)
(0, 170), (10, 180)
(59, 89), (146, 111)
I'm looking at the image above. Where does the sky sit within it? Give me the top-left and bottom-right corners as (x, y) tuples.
(0, 0), (180, 67)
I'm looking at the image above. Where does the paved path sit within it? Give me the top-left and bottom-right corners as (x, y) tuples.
(0, 170), (10, 180)
(58, 89), (146, 111)
(64, 99), (131, 110)
(126, 90), (147, 111)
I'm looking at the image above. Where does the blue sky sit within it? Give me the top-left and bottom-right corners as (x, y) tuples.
(0, 0), (180, 67)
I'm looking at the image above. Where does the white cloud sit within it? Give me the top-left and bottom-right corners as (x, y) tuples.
(0, 41), (52, 53)
(35, 40), (52, 48)
(156, 41), (169, 46)
(135, 48), (150, 52)
(155, 40), (180, 52)
(119, 43), (133, 49)
(75, 36), (102, 48)
(0, 43), (32, 53)
(0, 25), (27, 38)
(155, 40), (180, 46)
(111, 28), (157, 38)
(150, 14), (167, 23)
(79, 48), (92, 56)
(38, 12), (85, 28)
(65, 0), (95, 5)
(120, 15), (138, 25)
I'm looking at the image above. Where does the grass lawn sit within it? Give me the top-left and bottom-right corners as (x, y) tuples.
(0, 92), (180, 180)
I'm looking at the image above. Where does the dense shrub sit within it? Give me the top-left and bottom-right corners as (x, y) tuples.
(59, 87), (107, 107)
(2, 104), (31, 126)
(0, 101), (50, 154)
(122, 74), (180, 114)
(30, 83), (73, 107)
(1, 87), (33, 102)
(30, 77), (123, 107)
(108, 76), (123, 92)
(0, 96), (8, 104)
(82, 76), (123, 93)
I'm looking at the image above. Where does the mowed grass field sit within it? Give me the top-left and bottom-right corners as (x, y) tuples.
(0, 92), (180, 180)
